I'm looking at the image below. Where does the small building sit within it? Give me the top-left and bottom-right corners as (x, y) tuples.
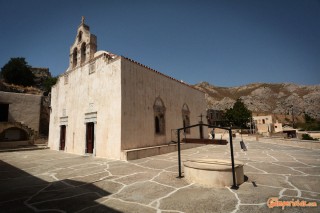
(252, 115), (283, 134)
(207, 109), (225, 126)
(48, 18), (206, 160)
(0, 91), (41, 144)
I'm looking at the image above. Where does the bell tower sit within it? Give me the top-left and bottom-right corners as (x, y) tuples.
(69, 17), (97, 70)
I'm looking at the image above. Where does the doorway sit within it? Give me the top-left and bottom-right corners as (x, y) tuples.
(86, 122), (94, 154)
(60, 125), (66, 150)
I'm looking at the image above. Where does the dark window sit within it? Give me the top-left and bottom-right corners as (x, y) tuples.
(78, 31), (83, 42)
(0, 104), (9, 122)
(81, 42), (86, 64)
(155, 116), (160, 133)
(73, 48), (78, 68)
(154, 97), (166, 135)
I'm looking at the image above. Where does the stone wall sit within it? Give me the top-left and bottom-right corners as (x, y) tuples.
(121, 58), (207, 150)
(0, 91), (42, 132)
(48, 53), (122, 159)
(48, 54), (207, 159)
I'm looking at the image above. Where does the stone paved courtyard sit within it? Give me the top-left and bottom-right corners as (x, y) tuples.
(0, 138), (319, 212)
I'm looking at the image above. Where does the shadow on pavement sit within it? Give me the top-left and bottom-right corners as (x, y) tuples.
(0, 160), (122, 212)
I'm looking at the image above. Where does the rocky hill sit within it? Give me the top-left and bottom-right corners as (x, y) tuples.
(0, 67), (52, 136)
(0, 67), (51, 95)
(194, 82), (320, 120)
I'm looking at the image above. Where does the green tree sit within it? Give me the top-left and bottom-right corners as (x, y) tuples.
(43, 76), (58, 92)
(304, 113), (315, 123)
(225, 99), (252, 128)
(0, 58), (35, 86)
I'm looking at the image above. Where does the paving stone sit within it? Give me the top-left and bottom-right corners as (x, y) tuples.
(237, 204), (272, 213)
(301, 191), (320, 201)
(83, 180), (123, 195)
(112, 181), (174, 205)
(235, 183), (281, 204)
(153, 171), (189, 188)
(283, 189), (299, 197)
(67, 171), (111, 183)
(114, 172), (158, 185)
(138, 159), (175, 169)
(0, 197), (35, 213)
(293, 167), (320, 175)
(272, 161), (311, 167)
(248, 162), (303, 175)
(107, 162), (153, 176)
(159, 185), (237, 213)
(1, 138), (320, 212)
(246, 173), (293, 188)
(33, 193), (102, 212)
(289, 176), (320, 193)
(101, 198), (156, 213)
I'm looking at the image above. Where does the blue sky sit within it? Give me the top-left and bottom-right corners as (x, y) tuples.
(0, 0), (319, 87)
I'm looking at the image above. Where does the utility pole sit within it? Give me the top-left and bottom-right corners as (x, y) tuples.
(291, 105), (295, 129)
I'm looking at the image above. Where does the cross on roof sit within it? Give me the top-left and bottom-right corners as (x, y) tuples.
(81, 16), (85, 25)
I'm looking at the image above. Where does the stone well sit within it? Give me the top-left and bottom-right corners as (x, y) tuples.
(184, 159), (244, 188)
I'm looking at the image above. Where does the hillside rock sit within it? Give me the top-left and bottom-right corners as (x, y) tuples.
(195, 82), (320, 120)
(30, 67), (51, 90)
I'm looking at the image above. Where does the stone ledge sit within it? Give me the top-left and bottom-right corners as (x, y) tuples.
(184, 159), (244, 171)
(122, 143), (203, 160)
(182, 138), (228, 145)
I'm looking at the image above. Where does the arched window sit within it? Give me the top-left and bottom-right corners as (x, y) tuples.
(154, 97), (166, 135)
(78, 31), (83, 42)
(81, 42), (86, 64)
(262, 119), (265, 124)
(72, 48), (78, 68)
(182, 103), (190, 134)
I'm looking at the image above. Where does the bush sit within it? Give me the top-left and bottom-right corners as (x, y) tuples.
(302, 134), (317, 141)
(43, 76), (58, 92)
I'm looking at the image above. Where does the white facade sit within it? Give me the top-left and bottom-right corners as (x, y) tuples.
(48, 19), (206, 160)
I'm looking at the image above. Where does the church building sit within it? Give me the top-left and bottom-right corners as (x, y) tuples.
(48, 18), (206, 160)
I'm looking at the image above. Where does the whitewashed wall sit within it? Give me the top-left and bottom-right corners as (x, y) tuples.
(49, 54), (122, 159)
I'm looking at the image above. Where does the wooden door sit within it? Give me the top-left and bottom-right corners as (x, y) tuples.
(60, 125), (66, 150)
(86, 122), (94, 153)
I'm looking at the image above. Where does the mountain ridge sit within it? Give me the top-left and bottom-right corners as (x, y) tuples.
(194, 82), (320, 120)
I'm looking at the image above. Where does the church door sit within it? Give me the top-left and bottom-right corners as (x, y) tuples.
(86, 122), (94, 154)
(60, 125), (66, 150)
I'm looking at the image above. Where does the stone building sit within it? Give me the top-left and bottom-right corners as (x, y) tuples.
(48, 18), (206, 160)
(253, 115), (283, 135)
(0, 91), (41, 145)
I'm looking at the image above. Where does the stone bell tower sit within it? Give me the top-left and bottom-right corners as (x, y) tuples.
(69, 17), (97, 69)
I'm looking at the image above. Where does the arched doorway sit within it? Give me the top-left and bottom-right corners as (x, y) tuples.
(0, 127), (28, 141)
